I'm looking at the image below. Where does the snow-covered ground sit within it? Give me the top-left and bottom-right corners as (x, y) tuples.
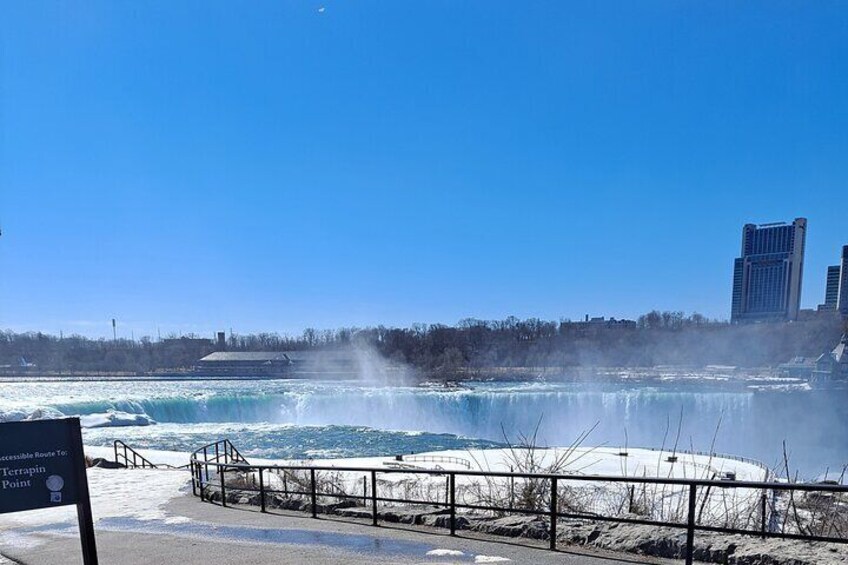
(0, 443), (770, 543)
(302, 446), (769, 481)
(0, 463), (190, 552)
(271, 447), (770, 526)
(114, 444), (765, 528)
(82, 443), (770, 479)
(1, 444), (840, 565)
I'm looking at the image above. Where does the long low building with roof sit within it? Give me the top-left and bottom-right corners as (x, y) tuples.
(194, 350), (358, 377)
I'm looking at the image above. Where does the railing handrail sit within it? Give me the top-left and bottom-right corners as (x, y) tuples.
(188, 439), (848, 565)
(191, 439), (249, 465)
(403, 454), (472, 469)
(189, 457), (847, 493)
(114, 440), (160, 469)
(114, 440), (190, 469)
(630, 445), (772, 478)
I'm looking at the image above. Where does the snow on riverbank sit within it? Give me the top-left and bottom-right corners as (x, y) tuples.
(273, 447), (770, 527)
(0, 444), (770, 538)
(309, 446), (769, 481)
(0, 451), (189, 532)
(80, 444), (769, 480)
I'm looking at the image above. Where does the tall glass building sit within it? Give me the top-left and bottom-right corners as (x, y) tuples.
(822, 265), (842, 311)
(731, 218), (807, 323)
(839, 245), (848, 317)
(819, 246), (848, 316)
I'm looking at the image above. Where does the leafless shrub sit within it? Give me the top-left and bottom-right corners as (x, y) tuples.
(461, 416), (602, 516)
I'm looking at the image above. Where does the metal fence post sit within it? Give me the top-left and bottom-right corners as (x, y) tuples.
(259, 468), (266, 513)
(191, 461), (197, 496)
(760, 492), (767, 538)
(198, 463), (205, 502)
(220, 465), (227, 508)
(685, 484), (697, 565)
(550, 477), (558, 550)
(371, 470), (378, 526)
(449, 473), (456, 536)
(310, 469), (317, 518)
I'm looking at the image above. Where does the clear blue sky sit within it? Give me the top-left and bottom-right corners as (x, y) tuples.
(1, 1), (846, 339)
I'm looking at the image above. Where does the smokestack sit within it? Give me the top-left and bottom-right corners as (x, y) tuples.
(217, 331), (226, 350)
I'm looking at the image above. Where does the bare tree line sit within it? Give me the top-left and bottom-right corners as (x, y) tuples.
(1, 311), (844, 373)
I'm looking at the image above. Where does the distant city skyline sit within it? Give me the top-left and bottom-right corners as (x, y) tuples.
(1, 2), (847, 339)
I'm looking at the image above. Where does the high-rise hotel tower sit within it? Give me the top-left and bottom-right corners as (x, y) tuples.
(834, 246), (848, 316)
(823, 265), (842, 310)
(731, 218), (807, 323)
(841, 246), (848, 316)
(817, 245), (848, 316)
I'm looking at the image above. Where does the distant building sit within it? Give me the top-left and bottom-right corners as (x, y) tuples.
(816, 245), (848, 317)
(731, 218), (807, 323)
(812, 334), (848, 382)
(195, 350), (358, 376)
(195, 352), (293, 375)
(564, 316), (637, 332)
(840, 246), (848, 317)
(819, 265), (842, 311)
(777, 356), (815, 379)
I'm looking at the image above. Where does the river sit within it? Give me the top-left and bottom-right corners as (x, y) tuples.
(0, 378), (844, 478)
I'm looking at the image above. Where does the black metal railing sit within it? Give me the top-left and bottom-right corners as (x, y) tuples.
(113, 440), (190, 469)
(190, 439), (250, 506)
(189, 441), (848, 565)
(400, 454), (472, 470)
(113, 440), (160, 469)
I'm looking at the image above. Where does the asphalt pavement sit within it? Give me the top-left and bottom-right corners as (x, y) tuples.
(0, 493), (674, 565)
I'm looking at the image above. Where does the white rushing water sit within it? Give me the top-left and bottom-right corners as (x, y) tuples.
(0, 379), (844, 477)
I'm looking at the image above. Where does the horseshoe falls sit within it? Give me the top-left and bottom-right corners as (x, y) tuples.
(0, 379), (844, 477)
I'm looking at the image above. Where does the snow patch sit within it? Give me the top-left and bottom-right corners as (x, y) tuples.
(426, 548), (465, 556)
(0, 467), (188, 530)
(80, 411), (156, 428)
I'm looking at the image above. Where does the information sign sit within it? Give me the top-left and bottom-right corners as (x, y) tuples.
(0, 418), (98, 564)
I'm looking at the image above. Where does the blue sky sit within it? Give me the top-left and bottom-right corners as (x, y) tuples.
(1, 1), (846, 339)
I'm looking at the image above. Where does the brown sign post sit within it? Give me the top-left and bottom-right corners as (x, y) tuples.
(0, 418), (98, 564)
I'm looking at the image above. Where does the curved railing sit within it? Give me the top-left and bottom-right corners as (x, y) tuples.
(188, 439), (848, 565)
(630, 445), (773, 481)
(399, 454), (472, 469)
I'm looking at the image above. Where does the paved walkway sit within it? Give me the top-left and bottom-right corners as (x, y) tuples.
(1, 494), (673, 565)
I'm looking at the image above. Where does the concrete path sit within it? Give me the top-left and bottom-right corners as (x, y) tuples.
(1, 494), (675, 565)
